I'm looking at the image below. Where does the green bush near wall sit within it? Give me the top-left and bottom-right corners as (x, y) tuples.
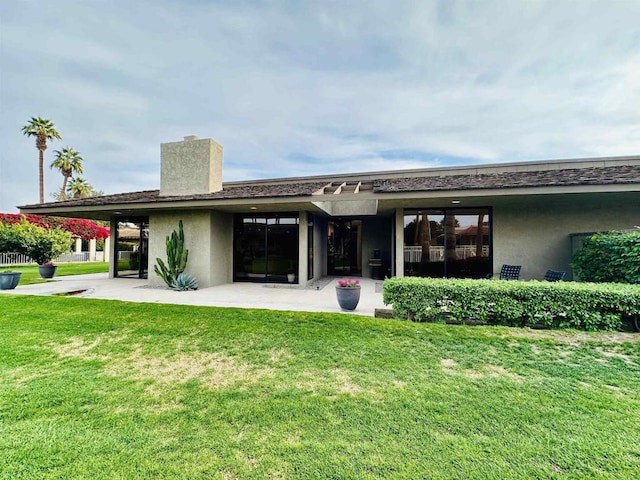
(382, 277), (640, 331)
(572, 230), (640, 284)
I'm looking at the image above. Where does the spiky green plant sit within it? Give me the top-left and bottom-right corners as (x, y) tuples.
(171, 272), (198, 291)
(154, 220), (189, 288)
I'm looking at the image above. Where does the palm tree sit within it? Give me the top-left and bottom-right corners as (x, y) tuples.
(21, 117), (62, 204)
(51, 147), (84, 200)
(67, 176), (92, 199)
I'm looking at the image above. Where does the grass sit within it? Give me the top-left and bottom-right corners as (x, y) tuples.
(1, 262), (109, 285)
(1, 296), (639, 479)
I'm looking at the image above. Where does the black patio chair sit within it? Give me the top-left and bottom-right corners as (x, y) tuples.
(487, 264), (521, 280)
(544, 270), (566, 282)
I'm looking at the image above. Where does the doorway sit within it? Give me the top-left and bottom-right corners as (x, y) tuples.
(115, 218), (149, 279)
(327, 220), (362, 276)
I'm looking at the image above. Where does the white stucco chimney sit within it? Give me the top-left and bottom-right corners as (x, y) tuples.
(160, 135), (223, 196)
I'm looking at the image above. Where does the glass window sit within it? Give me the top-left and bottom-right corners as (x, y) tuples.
(403, 208), (491, 278)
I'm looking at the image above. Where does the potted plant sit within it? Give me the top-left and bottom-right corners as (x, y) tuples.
(0, 219), (70, 280)
(287, 270), (296, 283)
(24, 227), (71, 279)
(335, 278), (361, 311)
(0, 269), (22, 290)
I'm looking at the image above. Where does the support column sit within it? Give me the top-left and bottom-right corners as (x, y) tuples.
(394, 208), (405, 278)
(75, 238), (82, 254)
(298, 211), (308, 287)
(89, 239), (97, 261)
(109, 220), (117, 278)
(104, 236), (111, 263)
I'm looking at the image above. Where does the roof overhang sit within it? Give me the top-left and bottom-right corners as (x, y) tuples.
(18, 182), (640, 221)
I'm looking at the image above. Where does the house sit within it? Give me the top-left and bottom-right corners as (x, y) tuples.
(19, 135), (640, 286)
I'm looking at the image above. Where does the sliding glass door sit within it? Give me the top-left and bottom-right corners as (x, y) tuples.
(233, 213), (299, 283)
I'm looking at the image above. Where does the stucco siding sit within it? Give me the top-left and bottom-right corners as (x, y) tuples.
(493, 192), (640, 280)
(208, 211), (233, 286)
(149, 212), (212, 287)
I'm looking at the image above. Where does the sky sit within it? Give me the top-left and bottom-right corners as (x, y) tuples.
(1, 0), (639, 213)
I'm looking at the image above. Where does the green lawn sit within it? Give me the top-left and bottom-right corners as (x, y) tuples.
(2, 262), (109, 285)
(1, 296), (639, 479)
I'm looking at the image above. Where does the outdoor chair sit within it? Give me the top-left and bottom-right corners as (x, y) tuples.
(487, 264), (522, 280)
(544, 270), (566, 282)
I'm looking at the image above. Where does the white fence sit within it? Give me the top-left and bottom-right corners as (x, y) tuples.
(0, 251), (106, 266)
(404, 245), (489, 263)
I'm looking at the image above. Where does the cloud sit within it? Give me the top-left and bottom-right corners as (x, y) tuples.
(1, 0), (639, 212)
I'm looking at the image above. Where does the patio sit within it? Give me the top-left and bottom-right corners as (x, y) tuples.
(0, 273), (388, 317)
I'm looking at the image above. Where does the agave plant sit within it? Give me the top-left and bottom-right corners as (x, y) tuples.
(171, 272), (198, 291)
(154, 220), (189, 288)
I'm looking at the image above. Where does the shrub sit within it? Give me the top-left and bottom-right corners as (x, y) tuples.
(0, 213), (109, 240)
(382, 277), (640, 331)
(572, 230), (640, 284)
(0, 219), (71, 264)
(0, 222), (24, 253)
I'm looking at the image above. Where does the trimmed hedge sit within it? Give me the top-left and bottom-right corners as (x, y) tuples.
(382, 277), (640, 331)
(572, 230), (640, 284)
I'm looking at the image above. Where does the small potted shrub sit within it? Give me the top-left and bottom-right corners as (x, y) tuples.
(24, 227), (71, 279)
(0, 269), (21, 290)
(0, 219), (71, 279)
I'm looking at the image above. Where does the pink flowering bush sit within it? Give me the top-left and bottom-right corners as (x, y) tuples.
(337, 279), (360, 288)
(0, 213), (109, 240)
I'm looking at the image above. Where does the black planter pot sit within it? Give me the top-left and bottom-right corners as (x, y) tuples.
(336, 286), (361, 311)
(0, 272), (22, 290)
(38, 264), (58, 279)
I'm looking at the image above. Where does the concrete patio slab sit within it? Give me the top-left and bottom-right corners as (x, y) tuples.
(0, 274), (389, 317)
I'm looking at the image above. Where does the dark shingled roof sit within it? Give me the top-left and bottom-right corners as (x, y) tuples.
(20, 181), (331, 208)
(19, 164), (640, 209)
(373, 165), (640, 193)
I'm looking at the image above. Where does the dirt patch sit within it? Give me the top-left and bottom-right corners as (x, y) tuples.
(503, 330), (640, 345)
(51, 332), (131, 361)
(595, 347), (635, 365)
(52, 335), (110, 361)
(440, 358), (458, 369)
(267, 348), (293, 364)
(441, 358), (522, 381)
(51, 334), (274, 390)
(295, 368), (365, 396)
(104, 347), (274, 390)
(330, 368), (364, 395)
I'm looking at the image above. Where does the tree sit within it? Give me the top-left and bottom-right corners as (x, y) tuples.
(67, 176), (92, 199)
(0, 218), (71, 265)
(51, 147), (83, 200)
(21, 117), (62, 204)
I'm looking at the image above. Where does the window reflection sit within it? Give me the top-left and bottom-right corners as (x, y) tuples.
(403, 208), (491, 278)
